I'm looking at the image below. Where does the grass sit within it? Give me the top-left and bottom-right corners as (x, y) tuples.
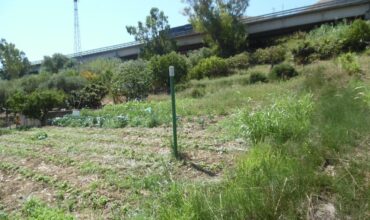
(1, 54), (369, 219)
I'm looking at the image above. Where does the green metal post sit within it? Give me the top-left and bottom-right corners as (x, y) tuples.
(169, 66), (178, 158)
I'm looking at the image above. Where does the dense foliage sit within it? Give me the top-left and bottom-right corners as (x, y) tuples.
(126, 8), (176, 59)
(149, 52), (188, 91)
(41, 53), (76, 73)
(0, 39), (30, 80)
(112, 60), (153, 101)
(189, 56), (229, 79)
(269, 63), (298, 80)
(184, 0), (249, 57)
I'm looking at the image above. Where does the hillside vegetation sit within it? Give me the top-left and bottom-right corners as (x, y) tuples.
(0, 20), (370, 219)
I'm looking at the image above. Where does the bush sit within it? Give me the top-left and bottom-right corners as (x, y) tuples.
(80, 58), (121, 92)
(21, 90), (66, 124)
(226, 52), (250, 70)
(338, 53), (362, 76)
(305, 23), (347, 59)
(252, 46), (286, 66)
(68, 83), (108, 109)
(40, 71), (87, 93)
(0, 80), (16, 109)
(41, 53), (76, 73)
(18, 73), (51, 93)
(249, 72), (268, 84)
(186, 47), (214, 67)
(269, 63), (298, 80)
(343, 19), (370, 51)
(112, 60), (153, 101)
(292, 41), (316, 65)
(189, 56), (229, 79)
(149, 52), (188, 92)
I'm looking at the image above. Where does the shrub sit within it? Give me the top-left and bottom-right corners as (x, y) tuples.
(68, 83), (108, 109)
(149, 52), (188, 92)
(0, 80), (16, 109)
(18, 73), (51, 93)
(21, 90), (66, 124)
(252, 46), (286, 66)
(112, 60), (153, 101)
(269, 63), (298, 80)
(40, 71), (87, 93)
(80, 58), (121, 92)
(41, 53), (76, 73)
(226, 52), (250, 70)
(343, 19), (370, 51)
(186, 47), (214, 67)
(338, 53), (362, 76)
(305, 23), (348, 59)
(189, 56), (229, 79)
(249, 72), (268, 84)
(292, 41), (316, 65)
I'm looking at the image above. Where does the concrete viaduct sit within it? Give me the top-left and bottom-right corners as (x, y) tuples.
(31, 0), (370, 71)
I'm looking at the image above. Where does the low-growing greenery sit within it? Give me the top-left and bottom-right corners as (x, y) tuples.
(189, 56), (229, 79)
(269, 63), (298, 80)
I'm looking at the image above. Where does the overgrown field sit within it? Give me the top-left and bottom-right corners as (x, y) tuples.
(1, 54), (370, 219)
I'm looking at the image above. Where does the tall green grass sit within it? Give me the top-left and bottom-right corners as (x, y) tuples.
(148, 63), (370, 219)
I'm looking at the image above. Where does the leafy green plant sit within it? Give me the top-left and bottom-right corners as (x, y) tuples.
(32, 132), (48, 140)
(111, 60), (153, 101)
(68, 83), (108, 109)
(249, 71), (268, 84)
(186, 47), (214, 67)
(269, 63), (298, 80)
(22, 198), (74, 220)
(149, 52), (188, 91)
(226, 52), (250, 70)
(292, 41), (316, 65)
(22, 90), (66, 124)
(338, 53), (362, 76)
(189, 56), (229, 79)
(252, 46), (286, 67)
(343, 19), (370, 51)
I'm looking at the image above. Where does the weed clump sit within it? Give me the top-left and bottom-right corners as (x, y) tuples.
(249, 72), (268, 84)
(269, 63), (298, 80)
(240, 94), (313, 144)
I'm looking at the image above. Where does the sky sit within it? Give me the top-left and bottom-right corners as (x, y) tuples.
(0, 0), (317, 61)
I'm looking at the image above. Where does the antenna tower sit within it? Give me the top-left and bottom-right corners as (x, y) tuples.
(74, 0), (81, 57)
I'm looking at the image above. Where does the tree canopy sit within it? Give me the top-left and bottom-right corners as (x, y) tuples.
(126, 8), (176, 59)
(183, 0), (249, 57)
(41, 53), (76, 73)
(0, 39), (30, 80)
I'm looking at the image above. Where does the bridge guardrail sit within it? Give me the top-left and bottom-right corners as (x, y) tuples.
(242, 0), (370, 23)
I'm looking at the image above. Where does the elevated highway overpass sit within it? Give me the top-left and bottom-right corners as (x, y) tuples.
(31, 0), (370, 71)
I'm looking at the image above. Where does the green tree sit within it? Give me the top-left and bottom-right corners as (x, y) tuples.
(0, 39), (30, 80)
(112, 60), (153, 101)
(41, 53), (76, 73)
(149, 52), (188, 91)
(126, 8), (176, 59)
(183, 0), (249, 57)
(23, 90), (66, 124)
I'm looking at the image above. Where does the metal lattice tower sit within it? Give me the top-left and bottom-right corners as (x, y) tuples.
(74, 0), (81, 57)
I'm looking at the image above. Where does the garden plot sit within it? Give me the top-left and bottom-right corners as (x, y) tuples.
(0, 120), (245, 218)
